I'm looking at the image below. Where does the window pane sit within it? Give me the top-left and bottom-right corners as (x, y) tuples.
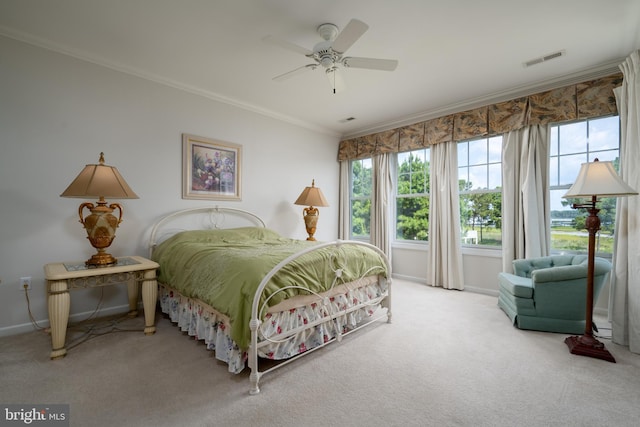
(549, 157), (559, 187)
(559, 154), (587, 186)
(458, 142), (469, 167)
(589, 150), (617, 163)
(351, 159), (372, 197)
(459, 193), (502, 246)
(458, 167), (470, 191)
(559, 121), (587, 155)
(468, 165), (488, 190)
(589, 116), (619, 152)
(488, 136), (502, 163)
(550, 126), (559, 156)
(468, 139), (487, 165)
(396, 196), (429, 241)
(351, 199), (370, 237)
(488, 163), (501, 190)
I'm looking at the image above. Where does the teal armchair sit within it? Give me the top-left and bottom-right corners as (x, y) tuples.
(498, 255), (612, 334)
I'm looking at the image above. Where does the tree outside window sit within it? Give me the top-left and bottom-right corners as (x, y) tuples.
(396, 149), (430, 241)
(350, 158), (372, 239)
(458, 136), (503, 247)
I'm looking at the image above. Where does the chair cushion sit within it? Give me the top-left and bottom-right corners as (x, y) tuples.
(498, 272), (534, 298)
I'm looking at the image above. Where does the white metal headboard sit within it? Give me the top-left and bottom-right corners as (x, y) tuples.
(148, 206), (266, 257)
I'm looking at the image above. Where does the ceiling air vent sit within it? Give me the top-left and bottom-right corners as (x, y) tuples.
(523, 50), (566, 68)
(339, 117), (356, 123)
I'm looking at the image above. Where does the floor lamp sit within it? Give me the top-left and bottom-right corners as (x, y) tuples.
(562, 158), (637, 362)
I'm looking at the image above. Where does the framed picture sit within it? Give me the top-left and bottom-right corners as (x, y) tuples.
(182, 134), (242, 200)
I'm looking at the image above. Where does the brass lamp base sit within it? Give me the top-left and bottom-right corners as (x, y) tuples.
(565, 334), (616, 363)
(302, 206), (319, 241)
(85, 251), (117, 267)
(78, 198), (123, 267)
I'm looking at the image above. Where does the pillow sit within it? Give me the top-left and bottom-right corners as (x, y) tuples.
(161, 227), (282, 245)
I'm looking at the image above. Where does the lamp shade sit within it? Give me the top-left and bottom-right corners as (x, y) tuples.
(562, 159), (637, 199)
(60, 152), (138, 199)
(294, 179), (329, 207)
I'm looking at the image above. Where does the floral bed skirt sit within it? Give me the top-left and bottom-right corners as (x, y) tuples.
(158, 277), (388, 374)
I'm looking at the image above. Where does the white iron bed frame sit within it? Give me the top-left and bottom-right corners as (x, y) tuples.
(148, 206), (392, 395)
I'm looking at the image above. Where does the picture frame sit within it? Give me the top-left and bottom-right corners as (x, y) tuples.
(182, 134), (242, 200)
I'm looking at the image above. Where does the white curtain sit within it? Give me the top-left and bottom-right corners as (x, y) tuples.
(427, 142), (464, 290)
(611, 50), (640, 354)
(501, 125), (550, 273)
(338, 160), (351, 240)
(371, 154), (392, 259)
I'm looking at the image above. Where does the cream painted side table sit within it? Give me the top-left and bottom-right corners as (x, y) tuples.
(44, 255), (159, 359)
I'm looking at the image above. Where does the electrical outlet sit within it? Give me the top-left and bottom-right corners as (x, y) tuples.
(20, 276), (31, 290)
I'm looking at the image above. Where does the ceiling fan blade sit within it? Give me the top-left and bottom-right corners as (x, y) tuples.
(331, 19), (368, 54)
(262, 35), (313, 56)
(343, 57), (398, 71)
(325, 67), (346, 94)
(273, 64), (316, 82)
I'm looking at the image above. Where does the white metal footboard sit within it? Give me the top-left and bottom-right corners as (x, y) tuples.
(248, 240), (392, 395)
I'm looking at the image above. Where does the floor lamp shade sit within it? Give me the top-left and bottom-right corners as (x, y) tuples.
(563, 159), (637, 198)
(61, 153), (138, 266)
(294, 179), (329, 241)
(562, 159), (637, 362)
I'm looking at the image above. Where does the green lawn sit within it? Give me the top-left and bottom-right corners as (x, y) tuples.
(466, 226), (614, 254)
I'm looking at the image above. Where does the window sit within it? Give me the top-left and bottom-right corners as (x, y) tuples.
(350, 158), (372, 239)
(549, 116), (620, 255)
(458, 136), (503, 247)
(395, 149), (430, 241)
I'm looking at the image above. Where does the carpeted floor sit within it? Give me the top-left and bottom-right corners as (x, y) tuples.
(1, 279), (639, 427)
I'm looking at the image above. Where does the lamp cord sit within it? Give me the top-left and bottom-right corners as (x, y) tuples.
(23, 286), (47, 331)
(23, 286), (143, 350)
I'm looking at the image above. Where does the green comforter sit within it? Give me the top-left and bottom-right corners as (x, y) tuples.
(152, 227), (387, 349)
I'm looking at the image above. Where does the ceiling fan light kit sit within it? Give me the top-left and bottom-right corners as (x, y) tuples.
(264, 19), (398, 93)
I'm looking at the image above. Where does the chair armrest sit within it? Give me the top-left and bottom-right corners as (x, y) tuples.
(498, 272), (534, 298)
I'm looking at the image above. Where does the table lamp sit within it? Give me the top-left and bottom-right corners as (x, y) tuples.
(294, 179), (329, 241)
(562, 158), (637, 362)
(60, 152), (139, 267)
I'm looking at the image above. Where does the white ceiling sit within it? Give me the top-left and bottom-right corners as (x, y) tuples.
(1, 0), (639, 139)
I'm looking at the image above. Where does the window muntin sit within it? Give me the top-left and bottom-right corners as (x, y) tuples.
(550, 116), (620, 255)
(395, 148), (430, 242)
(350, 158), (372, 239)
(458, 136), (503, 247)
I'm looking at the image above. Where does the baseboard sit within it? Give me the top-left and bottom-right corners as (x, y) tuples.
(464, 286), (499, 297)
(0, 303), (136, 338)
(392, 274), (500, 297)
(391, 273), (427, 284)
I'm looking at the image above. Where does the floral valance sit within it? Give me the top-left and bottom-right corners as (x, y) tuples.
(338, 73), (623, 160)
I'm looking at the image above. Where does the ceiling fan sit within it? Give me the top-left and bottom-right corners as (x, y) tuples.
(263, 19), (398, 93)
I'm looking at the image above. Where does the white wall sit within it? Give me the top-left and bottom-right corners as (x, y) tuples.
(392, 245), (503, 296)
(0, 36), (340, 335)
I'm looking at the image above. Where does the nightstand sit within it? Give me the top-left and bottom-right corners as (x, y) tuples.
(43, 255), (159, 359)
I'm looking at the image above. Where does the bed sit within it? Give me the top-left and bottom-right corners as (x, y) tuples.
(148, 207), (391, 394)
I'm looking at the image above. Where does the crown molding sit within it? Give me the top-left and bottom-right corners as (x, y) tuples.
(0, 27), (341, 139)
